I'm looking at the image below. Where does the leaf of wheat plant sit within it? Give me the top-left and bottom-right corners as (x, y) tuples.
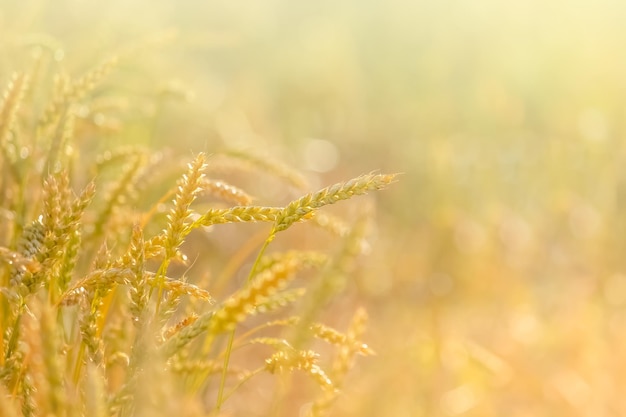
(0, 50), (397, 417)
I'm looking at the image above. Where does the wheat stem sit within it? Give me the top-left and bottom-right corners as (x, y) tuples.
(215, 329), (236, 412)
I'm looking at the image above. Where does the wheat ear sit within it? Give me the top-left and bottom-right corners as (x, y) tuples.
(200, 178), (253, 205)
(0, 73), (30, 170)
(274, 173), (396, 232)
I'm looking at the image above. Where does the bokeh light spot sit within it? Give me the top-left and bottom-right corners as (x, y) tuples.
(303, 138), (339, 173)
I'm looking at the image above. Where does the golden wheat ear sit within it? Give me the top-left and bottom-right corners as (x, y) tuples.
(148, 152), (208, 316)
(264, 347), (333, 391)
(209, 258), (301, 334)
(162, 152), (207, 260)
(310, 320), (375, 356)
(200, 178), (253, 206)
(211, 148), (310, 190)
(291, 210), (374, 347)
(89, 152), (148, 242)
(0, 247), (41, 286)
(127, 223), (148, 324)
(274, 172), (397, 233)
(0, 73), (30, 167)
(308, 308), (372, 417)
(38, 56), (118, 132)
(44, 109), (74, 175)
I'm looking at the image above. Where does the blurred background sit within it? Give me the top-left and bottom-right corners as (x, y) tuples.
(3, 0), (626, 415)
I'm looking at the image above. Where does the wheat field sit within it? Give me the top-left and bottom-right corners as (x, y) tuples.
(2, 1), (626, 416)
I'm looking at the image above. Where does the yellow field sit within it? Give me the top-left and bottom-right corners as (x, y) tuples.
(1, 1), (625, 416)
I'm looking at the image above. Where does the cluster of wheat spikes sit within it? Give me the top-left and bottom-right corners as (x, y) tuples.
(0, 51), (396, 416)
